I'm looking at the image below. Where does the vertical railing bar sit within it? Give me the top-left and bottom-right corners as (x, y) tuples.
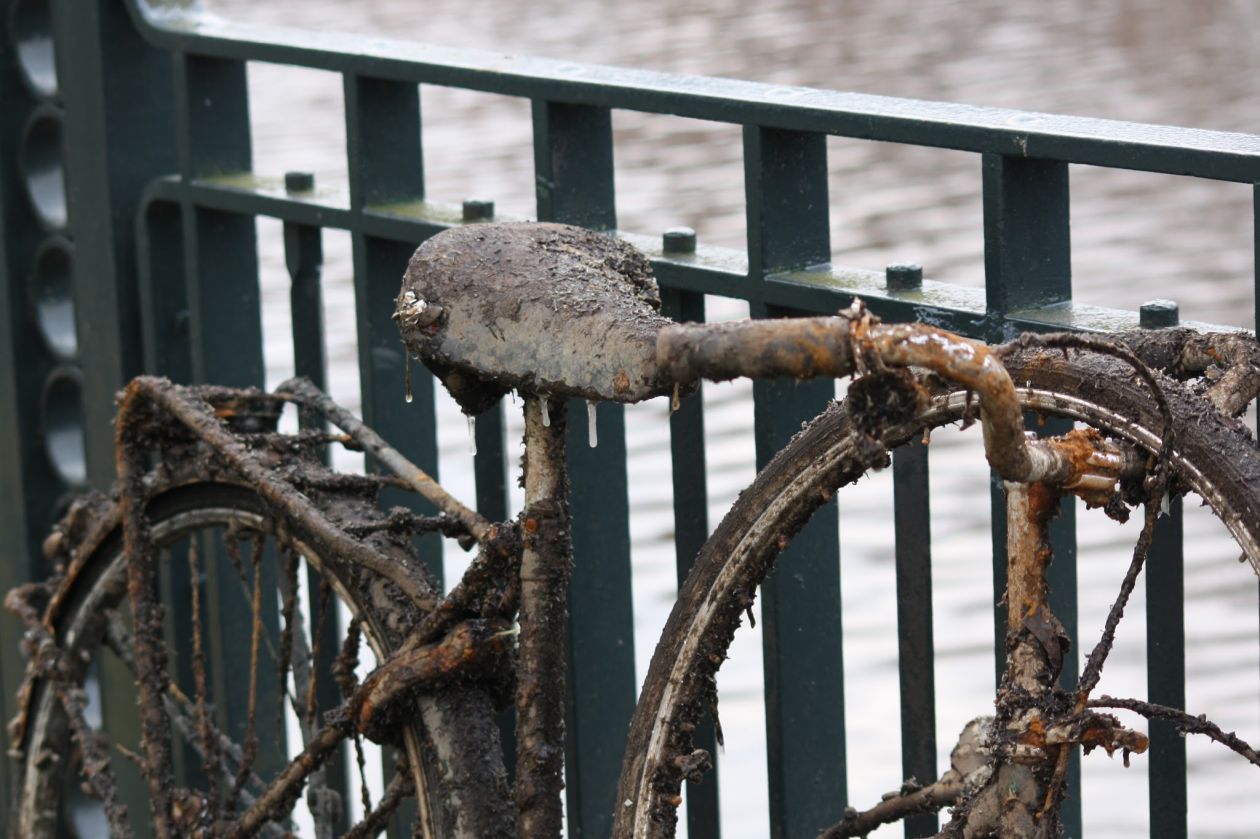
(1138, 291), (1188, 839)
(980, 152), (1073, 324)
(660, 287), (720, 838)
(284, 220), (328, 439)
(342, 72), (436, 577)
(173, 49), (291, 797)
(130, 198), (191, 836)
(122, 196), (191, 839)
(51, 0), (175, 485)
(981, 152), (1081, 835)
(1146, 497), (1187, 839)
(282, 218), (354, 833)
(138, 200), (192, 382)
(473, 403), (509, 522)
(745, 123), (846, 839)
(1043, 436), (1080, 833)
(892, 439), (937, 839)
(472, 399), (518, 777)
(532, 97), (635, 839)
(344, 72), (429, 838)
(0, 148), (43, 830)
(989, 476), (1008, 690)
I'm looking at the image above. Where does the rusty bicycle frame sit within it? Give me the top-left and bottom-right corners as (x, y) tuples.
(9, 221), (1260, 838)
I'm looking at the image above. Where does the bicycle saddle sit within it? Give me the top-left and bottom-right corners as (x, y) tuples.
(396, 222), (676, 414)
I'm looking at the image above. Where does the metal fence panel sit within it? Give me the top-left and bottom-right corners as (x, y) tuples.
(0, 0), (1251, 835)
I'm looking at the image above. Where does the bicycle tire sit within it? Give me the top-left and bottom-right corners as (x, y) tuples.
(10, 478), (511, 839)
(615, 344), (1260, 837)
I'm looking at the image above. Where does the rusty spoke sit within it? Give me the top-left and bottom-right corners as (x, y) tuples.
(342, 766), (415, 839)
(105, 624), (298, 839)
(333, 614), (363, 699)
(308, 578), (334, 727)
(277, 549), (344, 839)
(1078, 498), (1162, 699)
(231, 533), (267, 808)
(277, 546), (299, 745)
(103, 614), (272, 800)
(224, 716), (354, 839)
(187, 539), (222, 823)
(354, 732), (373, 814)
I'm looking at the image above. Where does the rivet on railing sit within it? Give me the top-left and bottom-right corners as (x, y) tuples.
(463, 199), (495, 221)
(284, 171), (315, 193)
(885, 262), (923, 292)
(662, 227), (697, 255)
(1139, 299), (1179, 328)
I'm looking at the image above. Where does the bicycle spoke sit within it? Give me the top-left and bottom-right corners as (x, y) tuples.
(354, 732), (373, 814)
(222, 527), (286, 682)
(231, 533), (266, 809)
(278, 546), (299, 738)
(276, 548), (344, 839)
(103, 614), (271, 800)
(343, 768), (415, 839)
(225, 718), (353, 839)
(1078, 499), (1162, 698)
(309, 578), (335, 727)
(187, 539), (222, 823)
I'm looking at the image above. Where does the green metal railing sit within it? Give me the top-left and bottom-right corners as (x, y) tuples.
(3, 0), (1258, 835)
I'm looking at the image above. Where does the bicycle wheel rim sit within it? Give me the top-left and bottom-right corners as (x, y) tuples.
(616, 350), (1260, 837)
(13, 482), (438, 838)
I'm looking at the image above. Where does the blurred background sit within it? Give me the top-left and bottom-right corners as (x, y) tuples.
(204, 0), (1260, 835)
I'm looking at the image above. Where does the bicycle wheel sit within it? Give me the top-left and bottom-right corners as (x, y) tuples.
(9, 474), (512, 837)
(615, 344), (1260, 837)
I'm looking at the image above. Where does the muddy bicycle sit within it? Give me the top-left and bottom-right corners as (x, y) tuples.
(7, 222), (1260, 837)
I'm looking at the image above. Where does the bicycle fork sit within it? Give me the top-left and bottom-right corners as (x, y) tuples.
(979, 438), (1151, 836)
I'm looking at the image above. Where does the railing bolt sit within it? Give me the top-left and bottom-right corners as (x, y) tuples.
(662, 227), (697, 255)
(462, 199), (495, 221)
(284, 171), (315, 193)
(885, 262), (923, 291)
(1139, 299), (1179, 328)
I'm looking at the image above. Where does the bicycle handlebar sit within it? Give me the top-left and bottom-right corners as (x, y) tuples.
(657, 314), (1090, 487)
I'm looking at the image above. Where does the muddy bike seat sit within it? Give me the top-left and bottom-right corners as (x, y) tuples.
(396, 222), (677, 414)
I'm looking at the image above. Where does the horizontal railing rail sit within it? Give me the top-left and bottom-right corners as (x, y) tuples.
(125, 2), (1260, 183)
